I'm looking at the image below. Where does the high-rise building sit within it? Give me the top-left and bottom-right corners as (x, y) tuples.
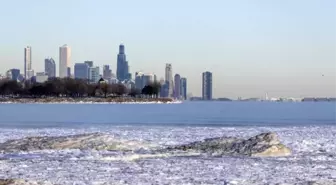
(134, 72), (155, 90)
(67, 67), (71, 78)
(36, 72), (48, 83)
(84, 61), (93, 68)
(5, 70), (11, 80)
(174, 74), (181, 99)
(159, 77), (165, 85)
(135, 72), (144, 90)
(89, 66), (100, 84)
(124, 61), (129, 78)
(116, 44), (130, 81)
(17, 74), (24, 82)
(180, 78), (187, 100)
(74, 63), (89, 80)
(6, 69), (20, 81)
(142, 73), (155, 87)
(154, 74), (158, 83)
(165, 64), (172, 84)
(24, 46), (32, 79)
(103, 65), (112, 80)
(44, 58), (56, 78)
(126, 73), (132, 80)
(165, 63), (173, 97)
(59, 45), (71, 78)
(27, 70), (34, 79)
(160, 83), (169, 98)
(202, 71), (213, 100)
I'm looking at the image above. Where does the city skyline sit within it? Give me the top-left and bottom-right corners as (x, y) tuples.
(0, 0), (335, 98)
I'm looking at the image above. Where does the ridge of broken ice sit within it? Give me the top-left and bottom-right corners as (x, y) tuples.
(0, 133), (157, 153)
(0, 132), (291, 157)
(164, 132), (291, 157)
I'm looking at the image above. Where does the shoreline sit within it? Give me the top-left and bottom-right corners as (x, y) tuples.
(0, 97), (181, 104)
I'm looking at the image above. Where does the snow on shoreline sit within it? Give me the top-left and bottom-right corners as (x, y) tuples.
(0, 100), (183, 104)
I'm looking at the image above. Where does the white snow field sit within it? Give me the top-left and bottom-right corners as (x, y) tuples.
(0, 126), (335, 185)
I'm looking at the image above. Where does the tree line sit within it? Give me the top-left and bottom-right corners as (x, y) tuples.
(0, 78), (161, 98)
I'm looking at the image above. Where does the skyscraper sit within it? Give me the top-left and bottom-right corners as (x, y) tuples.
(135, 72), (144, 90)
(116, 44), (130, 81)
(160, 83), (170, 98)
(67, 67), (71, 78)
(154, 74), (158, 83)
(59, 45), (71, 78)
(202, 71), (213, 100)
(24, 46), (32, 79)
(35, 72), (48, 83)
(165, 63), (173, 97)
(180, 77), (187, 100)
(103, 65), (112, 80)
(124, 61), (129, 78)
(134, 72), (155, 90)
(89, 66), (100, 84)
(44, 58), (56, 78)
(27, 70), (34, 79)
(142, 73), (155, 88)
(6, 69), (20, 81)
(174, 74), (181, 99)
(74, 63), (89, 80)
(84, 61), (93, 68)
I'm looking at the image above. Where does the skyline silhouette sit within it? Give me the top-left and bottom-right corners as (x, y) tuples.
(0, 0), (335, 98)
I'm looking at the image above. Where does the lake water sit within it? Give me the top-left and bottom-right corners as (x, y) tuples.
(0, 102), (335, 185)
(0, 101), (335, 128)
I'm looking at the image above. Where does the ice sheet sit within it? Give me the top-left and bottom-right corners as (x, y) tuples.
(0, 126), (335, 185)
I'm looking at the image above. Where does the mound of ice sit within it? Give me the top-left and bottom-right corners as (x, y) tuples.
(0, 179), (53, 185)
(0, 133), (156, 153)
(165, 132), (291, 157)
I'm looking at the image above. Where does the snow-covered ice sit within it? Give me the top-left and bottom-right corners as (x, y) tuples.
(0, 100), (182, 105)
(0, 126), (335, 185)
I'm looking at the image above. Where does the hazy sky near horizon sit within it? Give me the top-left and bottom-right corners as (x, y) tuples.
(0, 0), (335, 98)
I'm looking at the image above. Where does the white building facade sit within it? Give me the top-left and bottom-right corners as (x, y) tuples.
(36, 72), (49, 83)
(59, 45), (71, 78)
(24, 46), (32, 79)
(165, 63), (173, 97)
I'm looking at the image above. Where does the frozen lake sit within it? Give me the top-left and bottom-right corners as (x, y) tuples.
(0, 102), (335, 185)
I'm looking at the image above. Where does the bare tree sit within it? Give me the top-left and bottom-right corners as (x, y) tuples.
(99, 83), (111, 98)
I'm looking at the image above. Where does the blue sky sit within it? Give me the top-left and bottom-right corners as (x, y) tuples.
(0, 0), (335, 98)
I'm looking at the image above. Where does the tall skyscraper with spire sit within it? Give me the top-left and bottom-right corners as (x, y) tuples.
(116, 44), (130, 81)
(24, 46), (32, 79)
(59, 45), (71, 78)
